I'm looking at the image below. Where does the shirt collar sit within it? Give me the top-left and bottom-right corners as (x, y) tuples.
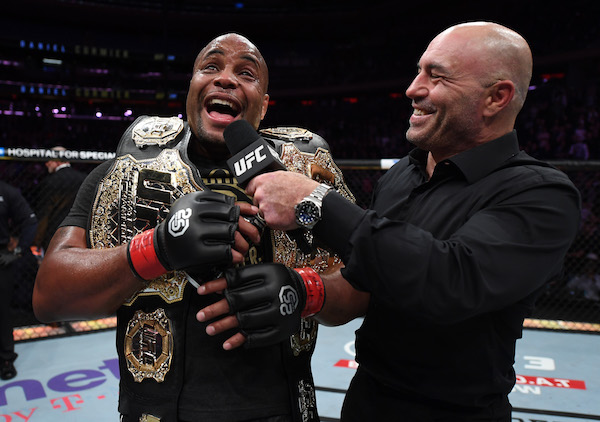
(408, 130), (520, 184)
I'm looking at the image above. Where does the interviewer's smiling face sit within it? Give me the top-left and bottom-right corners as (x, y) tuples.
(405, 27), (492, 159)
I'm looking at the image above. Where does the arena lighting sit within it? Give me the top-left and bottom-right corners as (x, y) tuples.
(0, 60), (19, 67)
(95, 111), (103, 118)
(541, 72), (565, 82)
(235, 2), (244, 9)
(87, 68), (109, 74)
(42, 58), (63, 66)
(124, 109), (133, 117)
(141, 72), (162, 78)
(20, 40), (65, 53)
(19, 83), (67, 97)
(1, 107), (40, 117)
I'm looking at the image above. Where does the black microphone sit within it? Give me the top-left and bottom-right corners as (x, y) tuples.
(224, 119), (287, 188)
(224, 120), (313, 253)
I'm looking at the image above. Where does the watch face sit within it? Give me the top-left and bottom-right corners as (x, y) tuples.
(295, 200), (320, 228)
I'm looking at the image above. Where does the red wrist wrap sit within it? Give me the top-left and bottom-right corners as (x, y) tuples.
(128, 229), (167, 281)
(294, 267), (325, 318)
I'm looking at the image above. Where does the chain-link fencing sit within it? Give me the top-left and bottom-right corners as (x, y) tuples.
(2, 154), (599, 332)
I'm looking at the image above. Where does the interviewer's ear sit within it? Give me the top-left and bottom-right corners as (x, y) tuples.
(483, 80), (515, 117)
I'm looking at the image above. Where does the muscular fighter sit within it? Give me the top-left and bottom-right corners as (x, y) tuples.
(33, 33), (347, 422)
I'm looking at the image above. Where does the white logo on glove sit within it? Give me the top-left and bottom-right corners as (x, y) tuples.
(168, 208), (192, 237)
(279, 285), (299, 316)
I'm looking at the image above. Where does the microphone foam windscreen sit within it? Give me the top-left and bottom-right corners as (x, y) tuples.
(224, 120), (261, 155)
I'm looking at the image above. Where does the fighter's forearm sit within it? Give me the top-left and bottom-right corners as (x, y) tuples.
(313, 267), (369, 327)
(32, 226), (145, 322)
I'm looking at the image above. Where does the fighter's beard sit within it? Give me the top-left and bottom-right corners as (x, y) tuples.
(189, 134), (231, 161)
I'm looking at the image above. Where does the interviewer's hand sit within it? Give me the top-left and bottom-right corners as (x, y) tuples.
(246, 172), (319, 231)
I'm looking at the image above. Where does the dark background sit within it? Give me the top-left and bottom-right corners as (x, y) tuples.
(2, 0), (599, 158)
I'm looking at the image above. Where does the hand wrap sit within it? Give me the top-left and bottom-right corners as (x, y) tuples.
(223, 263), (325, 348)
(128, 190), (240, 280)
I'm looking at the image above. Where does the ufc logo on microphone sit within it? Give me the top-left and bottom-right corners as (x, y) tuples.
(233, 145), (267, 176)
(168, 208), (192, 237)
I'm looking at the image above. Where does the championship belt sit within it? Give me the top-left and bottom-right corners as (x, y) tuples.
(89, 146), (203, 305)
(89, 117), (353, 422)
(89, 117), (206, 421)
(261, 127), (355, 422)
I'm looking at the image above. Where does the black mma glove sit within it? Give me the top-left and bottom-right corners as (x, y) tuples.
(127, 190), (240, 280)
(223, 263), (325, 348)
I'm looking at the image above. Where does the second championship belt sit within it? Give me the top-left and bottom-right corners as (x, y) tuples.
(261, 127), (355, 422)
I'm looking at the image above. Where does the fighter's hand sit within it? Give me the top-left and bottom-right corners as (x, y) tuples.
(246, 172), (319, 231)
(127, 190), (242, 280)
(197, 263), (325, 350)
(196, 277), (246, 350)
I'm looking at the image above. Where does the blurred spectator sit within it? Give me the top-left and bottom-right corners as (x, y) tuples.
(564, 206), (600, 282)
(32, 147), (87, 254)
(0, 181), (37, 380)
(567, 252), (600, 301)
(568, 133), (590, 160)
(533, 123), (552, 158)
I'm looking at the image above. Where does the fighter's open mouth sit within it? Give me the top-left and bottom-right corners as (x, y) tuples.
(206, 98), (240, 117)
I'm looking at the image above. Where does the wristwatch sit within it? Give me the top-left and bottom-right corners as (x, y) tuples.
(295, 183), (333, 229)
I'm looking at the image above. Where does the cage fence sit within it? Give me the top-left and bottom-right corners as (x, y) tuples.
(1, 155), (599, 333)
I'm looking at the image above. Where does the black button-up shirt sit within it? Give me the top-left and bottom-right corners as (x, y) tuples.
(316, 131), (581, 411)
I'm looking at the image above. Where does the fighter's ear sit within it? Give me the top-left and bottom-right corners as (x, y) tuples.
(260, 94), (269, 121)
